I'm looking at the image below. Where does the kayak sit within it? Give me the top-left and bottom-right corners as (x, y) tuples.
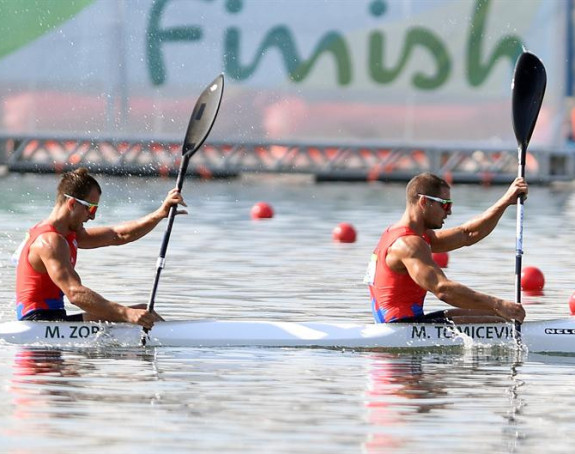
(0, 318), (574, 353)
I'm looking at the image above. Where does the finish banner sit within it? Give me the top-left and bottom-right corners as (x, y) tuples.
(0, 0), (567, 148)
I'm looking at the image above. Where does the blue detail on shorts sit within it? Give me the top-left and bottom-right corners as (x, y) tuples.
(45, 297), (65, 311)
(20, 309), (83, 322)
(371, 299), (424, 323)
(16, 297), (65, 320)
(372, 298), (386, 323)
(410, 303), (424, 318)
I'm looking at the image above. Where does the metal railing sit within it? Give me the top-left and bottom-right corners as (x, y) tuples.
(1, 134), (574, 184)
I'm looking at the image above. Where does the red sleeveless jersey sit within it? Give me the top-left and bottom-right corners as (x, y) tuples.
(367, 226), (430, 323)
(15, 223), (77, 319)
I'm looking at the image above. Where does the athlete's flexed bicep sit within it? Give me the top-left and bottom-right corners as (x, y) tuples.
(32, 232), (83, 297)
(388, 234), (448, 295)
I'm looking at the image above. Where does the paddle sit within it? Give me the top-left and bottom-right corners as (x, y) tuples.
(511, 52), (546, 338)
(142, 74), (224, 345)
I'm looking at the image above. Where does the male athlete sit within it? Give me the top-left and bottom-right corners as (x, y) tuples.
(15, 168), (186, 329)
(365, 172), (527, 324)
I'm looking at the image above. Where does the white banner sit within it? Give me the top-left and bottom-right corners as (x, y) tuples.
(0, 0), (568, 148)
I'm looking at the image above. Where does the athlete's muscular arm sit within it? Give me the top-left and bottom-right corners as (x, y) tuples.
(30, 232), (159, 329)
(388, 235), (525, 322)
(431, 177), (528, 252)
(76, 188), (187, 249)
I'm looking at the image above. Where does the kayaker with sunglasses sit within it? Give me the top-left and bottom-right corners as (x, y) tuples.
(365, 172), (527, 324)
(14, 167), (187, 329)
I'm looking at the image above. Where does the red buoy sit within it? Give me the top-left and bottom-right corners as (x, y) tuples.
(569, 293), (575, 315)
(521, 266), (545, 292)
(432, 252), (449, 268)
(251, 202), (274, 219)
(332, 223), (357, 243)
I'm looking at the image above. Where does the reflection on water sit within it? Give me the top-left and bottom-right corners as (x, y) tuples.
(362, 350), (529, 453)
(10, 349), (86, 425)
(363, 352), (449, 452)
(1, 344), (575, 453)
(9, 348), (157, 423)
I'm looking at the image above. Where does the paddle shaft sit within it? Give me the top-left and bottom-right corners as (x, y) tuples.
(515, 144), (526, 306)
(146, 154), (191, 315)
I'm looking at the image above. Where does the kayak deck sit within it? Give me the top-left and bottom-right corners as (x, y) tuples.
(0, 318), (573, 353)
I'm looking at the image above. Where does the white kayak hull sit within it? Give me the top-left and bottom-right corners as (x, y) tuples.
(0, 318), (574, 353)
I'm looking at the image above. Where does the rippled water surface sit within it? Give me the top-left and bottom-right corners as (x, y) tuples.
(1, 173), (575, 453)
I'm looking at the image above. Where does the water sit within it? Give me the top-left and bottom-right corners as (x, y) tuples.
(1, 173), (575, 453)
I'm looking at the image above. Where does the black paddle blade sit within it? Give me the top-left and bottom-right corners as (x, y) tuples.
(182, 73), (225, 157)
(512, 52), (547, 154)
